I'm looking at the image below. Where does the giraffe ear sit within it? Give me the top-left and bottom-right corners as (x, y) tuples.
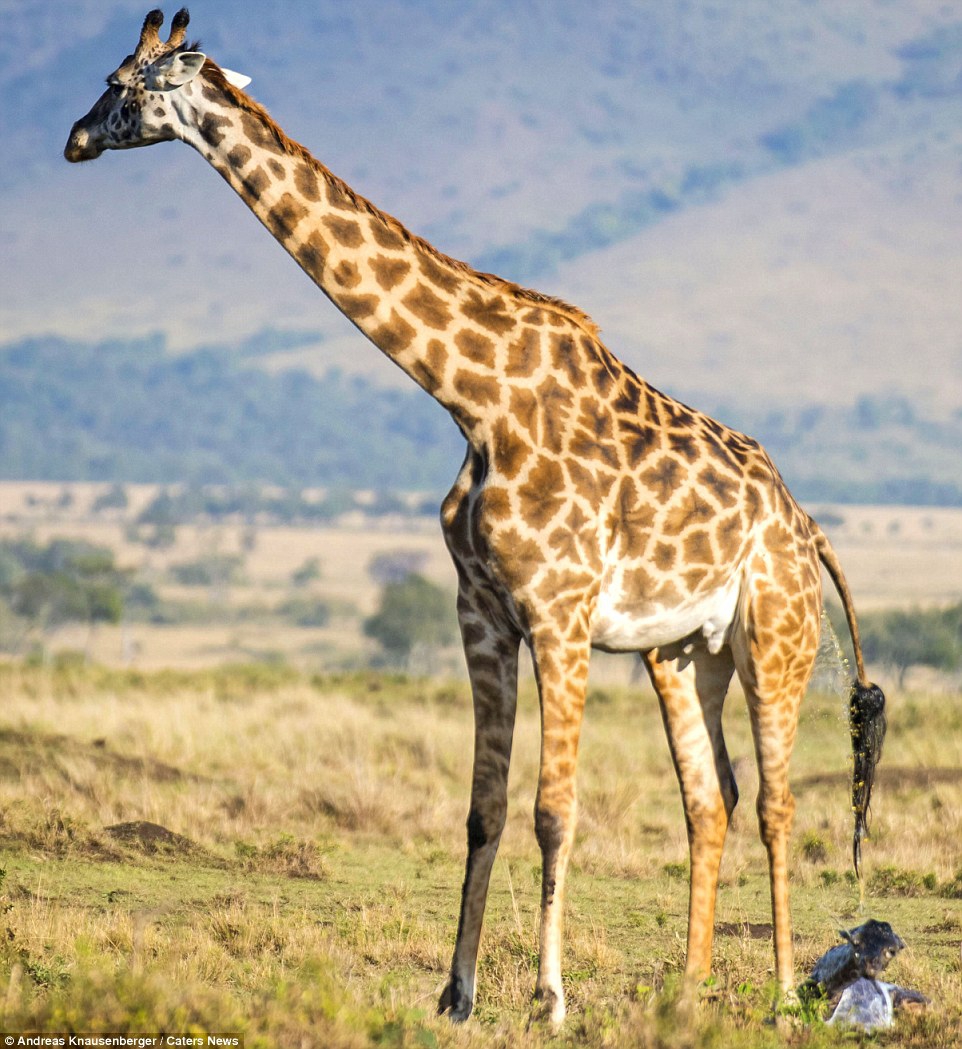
(150, 51), (207, 89)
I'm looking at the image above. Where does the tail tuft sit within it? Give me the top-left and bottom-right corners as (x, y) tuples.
(850, 681), (886, 877)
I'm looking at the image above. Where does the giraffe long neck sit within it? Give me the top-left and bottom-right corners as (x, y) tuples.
(172, 64), (571, 438)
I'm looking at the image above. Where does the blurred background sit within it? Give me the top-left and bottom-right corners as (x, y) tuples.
(0, 0), (960, 673)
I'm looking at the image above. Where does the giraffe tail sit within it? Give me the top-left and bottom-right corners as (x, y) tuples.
(811, 519), (887, 879)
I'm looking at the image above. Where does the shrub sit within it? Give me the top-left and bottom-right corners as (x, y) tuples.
(363, 574), (456, 663)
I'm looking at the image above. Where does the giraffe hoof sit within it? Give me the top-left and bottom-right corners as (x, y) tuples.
(438, 977), (473, 1023)
(528, 987), (565, 1029)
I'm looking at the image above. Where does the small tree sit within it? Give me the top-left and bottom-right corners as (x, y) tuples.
(291, 556), (322, 587)
(859, 604), (962, 689)
(363, 573), (456, 667)
(92, 483), (129, 514)
(5, 542), (126, 657)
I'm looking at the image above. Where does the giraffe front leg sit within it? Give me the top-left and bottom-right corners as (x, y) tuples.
(439, 601), (520, 1022)
(529, 627), (591, 1028)
(643, 648), (737, 984)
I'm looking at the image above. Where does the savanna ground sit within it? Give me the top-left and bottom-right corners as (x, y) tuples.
(0, 484), (960, 1045)
(0, 663), (960, 1047)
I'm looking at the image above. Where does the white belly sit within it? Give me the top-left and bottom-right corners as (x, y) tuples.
(591, 572), (742, 654)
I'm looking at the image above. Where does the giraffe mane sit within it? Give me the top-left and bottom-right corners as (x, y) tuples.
(200, 61), (601, 340)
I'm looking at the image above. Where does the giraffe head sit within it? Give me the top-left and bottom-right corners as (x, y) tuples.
(64, 8), (205, 162)
(65, 8), (251, 163)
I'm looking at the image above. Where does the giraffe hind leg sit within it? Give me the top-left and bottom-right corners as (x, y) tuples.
(643, 646), (737, 983)
(733, 616), (817, 992)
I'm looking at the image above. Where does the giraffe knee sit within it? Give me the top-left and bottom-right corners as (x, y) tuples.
(534, 806), (565, 906)
(534, 805), (565, 855)
(722, 768), (739, 817)
(684, 796), (732, 850)
(466, 802), (506, 852)
(756, 788), (795, 846)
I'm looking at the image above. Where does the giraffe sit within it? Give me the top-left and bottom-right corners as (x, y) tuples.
(66, 10), (887, 1026)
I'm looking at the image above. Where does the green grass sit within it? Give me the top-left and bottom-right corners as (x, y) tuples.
(0, 662), (959, 1046)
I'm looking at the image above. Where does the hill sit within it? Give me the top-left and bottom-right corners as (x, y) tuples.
(0, 333), (958, 504)
(0, 334), (457, 490)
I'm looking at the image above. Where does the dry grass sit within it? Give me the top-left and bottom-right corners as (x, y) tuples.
(1, 484), (961, 1041)
(0, 662), (959, 1045)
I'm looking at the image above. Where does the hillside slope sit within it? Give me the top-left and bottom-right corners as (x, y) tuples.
(0, 333), (958, 504)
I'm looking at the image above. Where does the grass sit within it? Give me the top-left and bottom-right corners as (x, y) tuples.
(0, 661), (959, 1046)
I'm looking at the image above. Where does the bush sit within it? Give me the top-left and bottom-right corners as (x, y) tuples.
(277, 596), (331, 628)
(169, 555), (245, 588)
(829, 600), (962, 687)
(363, 574), (456, 663)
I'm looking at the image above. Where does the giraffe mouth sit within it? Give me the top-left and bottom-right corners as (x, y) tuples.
(64, 126), (104, 163)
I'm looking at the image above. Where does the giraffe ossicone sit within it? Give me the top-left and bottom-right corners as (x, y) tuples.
(66, 8), (887, 1026)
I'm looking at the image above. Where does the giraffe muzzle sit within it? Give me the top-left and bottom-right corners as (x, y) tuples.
(64, 125), (104, 163)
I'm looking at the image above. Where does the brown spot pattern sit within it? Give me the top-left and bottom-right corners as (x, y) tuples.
(323, 214), (364, 248)
(241, 112), (284, 154)
(491, 527), (541, 587)
(370, 220), (406, 250)
(403, 283), (453, 330)
(419, 254), (461, 293)
(268, 193), (308, 239)
(332, 259), (361, 288)
(641, 456), (685, 505)
(683, 529), (714, 565)
(370, 255), (411, 291)
(227, 144), (252, 167)
(241, 166), (270, 198)
(294, 160), (321, 202)
(454, 329), (495, 368)
(463, 289), (517, 335)
(453, 369), (500, 407)
(506, 328), (541, 377)
(698, 464), (740, 508)
(550, 333), (585, 387)
(536, 375), (574, 454)
(517, 457), (566, 530)
(336, 292), (378, 320)
(492, 418), (531, 479)
(199, 112), (231, 147)
(565, 459), (603, 503)
(371, 311), (417, 357)
(508, 387), (539, 441)
(295, 231), (329, 282)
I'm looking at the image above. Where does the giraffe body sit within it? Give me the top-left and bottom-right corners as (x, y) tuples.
(66, 10), (887, 1026)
